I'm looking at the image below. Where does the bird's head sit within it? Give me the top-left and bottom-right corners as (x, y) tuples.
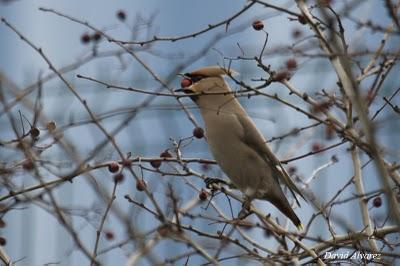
(176, 66), (237, 97)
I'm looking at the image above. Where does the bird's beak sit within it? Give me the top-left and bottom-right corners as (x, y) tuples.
(176, 72), (195, 93)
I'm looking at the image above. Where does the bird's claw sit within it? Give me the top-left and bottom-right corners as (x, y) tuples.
(238, 199), (252, 219)
(204, 177), (228, 189)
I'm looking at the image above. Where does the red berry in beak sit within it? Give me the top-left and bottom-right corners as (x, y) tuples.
(181, 78), (192, 88)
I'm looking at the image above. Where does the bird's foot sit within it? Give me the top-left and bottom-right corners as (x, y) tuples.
(204, 177), (229, 190)
(238, 198), (252, 219)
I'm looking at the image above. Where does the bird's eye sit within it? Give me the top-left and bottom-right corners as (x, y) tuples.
(183, 73), (206, 83)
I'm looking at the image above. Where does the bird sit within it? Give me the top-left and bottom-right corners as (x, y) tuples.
(176, 65), (305, 229)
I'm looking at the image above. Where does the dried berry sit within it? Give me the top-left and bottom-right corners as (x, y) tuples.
(201, 163), (210, 171)
(157, 225), (170, 237)
(108, 162), (120, 173)
(0, 219), (5, 228)
(30, 127), (40, 138)
(288, 166), (297, 175)
(22, 159), (34, 170)
(92, 32), (102, 42)
(122, 159), (131, 167)
(274, 71), (289, 81)
(46, 121), (56, 131)
(325, 124), (335, 140)
(150, 160), (162, 169)
(181, 78), (192, 88)
(311, 101), (331, 113)
(136, 179), (147, 191)
(113, 173), (124, 183)
(320, 0), (333, 7)
(291, 28), (303, 39)
(199, 189), (208, 201)
(80, 33), (91, 44)
(298, 15), (307, 25)
(311, 142), (323, 152)
(286, 59), (297, 70)
(116, 10), (126, 21)
(373, 196), (382, 208)
(0, 237), (6, 246)
(252, 20), (264, 31)
(105, 230), (114, 240)
(160, 150), (172, 158)
(193, 127), (204, 139)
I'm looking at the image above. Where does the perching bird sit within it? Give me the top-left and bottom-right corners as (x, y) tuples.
(177, 66), (305, 229)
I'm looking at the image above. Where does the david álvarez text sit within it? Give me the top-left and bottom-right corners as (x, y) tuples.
(324, 251), (381, 261)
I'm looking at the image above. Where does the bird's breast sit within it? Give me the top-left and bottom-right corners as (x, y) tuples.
(202, 111), (267, 194)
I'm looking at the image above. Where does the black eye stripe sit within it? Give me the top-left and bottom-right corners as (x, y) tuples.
(183, 89), (194, 94)
(184, 73), (207, 83)
(191, 76), (204, 82)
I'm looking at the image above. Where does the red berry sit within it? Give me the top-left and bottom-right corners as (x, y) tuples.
(150, 160), (161, 169)
(113, 173), (124, 183)
(180, 78), (192, 88)
(160, 150), (172, 158)
(373, 196), (382, 208)
(105, 230), (114, 240)
(22, 159), (34, 170)
(252, 20), (264, 31)
(291, 28), (303, 39)
(199, 189), (208, 201)
(136, 179), (147, 191)
(193, 127), (204, 139)
(80, 33), (91, 44)
(116, 10), (126, 21)
(274, 71), (289, 81)
(108, 162), (120, 173)
(286, 59), (297, 70)
(311, 142), (323, 152)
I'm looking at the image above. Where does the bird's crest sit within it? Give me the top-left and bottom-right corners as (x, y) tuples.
(187, 66), (237, 77)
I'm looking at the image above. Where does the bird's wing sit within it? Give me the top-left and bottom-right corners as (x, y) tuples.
(235, 114), (306, 205)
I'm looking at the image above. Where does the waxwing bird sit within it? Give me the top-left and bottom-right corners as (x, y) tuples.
(177, 66), (305, 229)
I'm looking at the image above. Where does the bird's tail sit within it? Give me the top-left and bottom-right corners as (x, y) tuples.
(269, 192), (303, 230)
(284, 205), (303, 230)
